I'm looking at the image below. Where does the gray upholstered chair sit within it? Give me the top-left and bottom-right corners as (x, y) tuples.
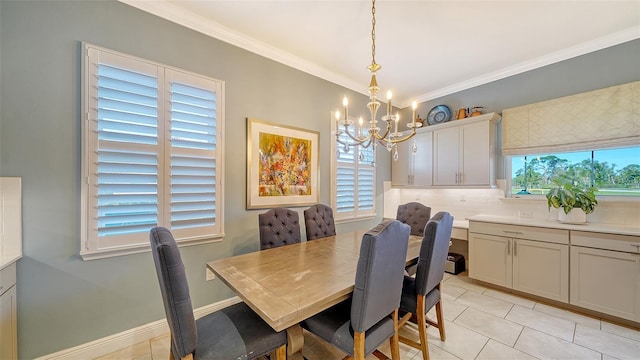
(396, 202), (432, 237)
(398, 212), (453, 360)
(149, 227), (287, 360)
(302, 220), (410, 360)
(259, 207), (302, 250)
(303, 203), (337, 240)
(396, 202), (432, 275)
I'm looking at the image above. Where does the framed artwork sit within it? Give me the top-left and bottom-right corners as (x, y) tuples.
(247, 118), (319, 209)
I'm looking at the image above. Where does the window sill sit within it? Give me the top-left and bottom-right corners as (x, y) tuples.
(80, 233), (224, 261)
(335, 214), (377, 225)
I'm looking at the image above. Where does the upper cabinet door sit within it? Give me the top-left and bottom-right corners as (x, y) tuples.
(433, 126), (461, 186)
(461, 120), (492, 185)
(391, 130), (432, 186)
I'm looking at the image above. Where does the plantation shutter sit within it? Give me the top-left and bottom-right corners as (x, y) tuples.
(334, 123), (376, 219)
(88, 50), (161, 250)
(83, 44), (224, 258)
(166, 70), (219, 239)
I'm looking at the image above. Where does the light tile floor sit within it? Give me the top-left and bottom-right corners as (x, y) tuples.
(96, 273), (640, 360)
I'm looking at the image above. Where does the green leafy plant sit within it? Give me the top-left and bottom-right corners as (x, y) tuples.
(546, 180), (598, 214)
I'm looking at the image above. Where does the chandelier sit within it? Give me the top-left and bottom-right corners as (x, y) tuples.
(334, 0), (421, 162)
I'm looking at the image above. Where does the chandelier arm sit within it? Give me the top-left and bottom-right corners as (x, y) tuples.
(342, 127), (369, 145)
(388, 129), (418, 144)
(369, 121), (392, 141)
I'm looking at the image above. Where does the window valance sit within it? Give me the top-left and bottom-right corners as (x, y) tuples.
(502, 81), (640, 155)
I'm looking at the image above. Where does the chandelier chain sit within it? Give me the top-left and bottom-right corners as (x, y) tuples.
(371, 0), (376, 66)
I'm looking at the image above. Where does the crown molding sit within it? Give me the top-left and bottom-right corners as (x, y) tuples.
(119, 1), (638, 108)
(407, 26), (640, 108)
(118, 0), (364, 93)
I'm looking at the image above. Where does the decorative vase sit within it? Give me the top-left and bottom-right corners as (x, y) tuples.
(558, 208), (587, 224)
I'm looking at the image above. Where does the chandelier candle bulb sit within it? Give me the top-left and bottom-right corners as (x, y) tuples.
(343, 97), (349, 122)
(412, 101), (417, 126)
(334, 110), (340, 132)
(359, 117), (364, 137)
(394, 114), (399, 134)
(387, 91), (392, 115)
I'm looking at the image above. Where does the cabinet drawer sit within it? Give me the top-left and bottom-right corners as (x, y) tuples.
(470, 221), (569, 244)
(571, 231), (640, 253)
(0, 262), (16, 296)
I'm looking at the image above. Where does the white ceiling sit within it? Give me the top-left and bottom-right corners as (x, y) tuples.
(121, 0), (640, 108)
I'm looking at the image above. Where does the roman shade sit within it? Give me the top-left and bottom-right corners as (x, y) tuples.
(502, 81), (640, 155)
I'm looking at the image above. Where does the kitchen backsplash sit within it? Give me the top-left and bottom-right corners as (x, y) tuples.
(383, 181), (640, 226)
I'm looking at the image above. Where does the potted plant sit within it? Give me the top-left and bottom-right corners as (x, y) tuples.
(546, 180), (598, 224)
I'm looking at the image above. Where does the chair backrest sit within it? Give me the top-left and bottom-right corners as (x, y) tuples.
(304, 203), (337, 240)
(351, 220), (410, 333)
(396, 202), (432, 236)
(414, 212), (454, 296)
(259, 207), (302, 250)
(149, 227), (197, 359)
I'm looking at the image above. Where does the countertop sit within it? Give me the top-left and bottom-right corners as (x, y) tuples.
(453, 219), (469, 230)
(467, 214), (640, 237)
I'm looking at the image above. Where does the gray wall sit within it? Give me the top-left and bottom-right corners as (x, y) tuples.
(0, 1), (638, 358)
(401, 39), (640, 177)
(0, 1), (384, 358)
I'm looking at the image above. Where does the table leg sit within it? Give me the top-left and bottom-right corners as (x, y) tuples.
(287, 324), (305, 360)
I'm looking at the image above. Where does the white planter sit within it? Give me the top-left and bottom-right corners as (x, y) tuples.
(558, 208), (587, 224)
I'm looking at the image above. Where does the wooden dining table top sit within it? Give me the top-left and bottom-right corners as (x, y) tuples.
(207, 230), (422, 332)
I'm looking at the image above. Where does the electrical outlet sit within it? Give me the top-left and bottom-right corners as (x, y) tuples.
(206, 267), (216, 281)
(459, 194), (466, 202)
(519, 210), (533, 218)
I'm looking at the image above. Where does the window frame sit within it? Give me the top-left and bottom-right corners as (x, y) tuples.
(81, 43), (225, 260)
(506, 146), (640, 200)
(330, 113), (377, 223)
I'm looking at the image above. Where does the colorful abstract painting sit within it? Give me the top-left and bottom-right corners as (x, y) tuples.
(258, 133), (312, 196)
(247, 118), (318, 209)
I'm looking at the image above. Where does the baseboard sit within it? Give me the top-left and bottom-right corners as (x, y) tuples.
(37, 296), (242, 360)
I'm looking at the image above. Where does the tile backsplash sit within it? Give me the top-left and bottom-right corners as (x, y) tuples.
(383, 181), (640, 226)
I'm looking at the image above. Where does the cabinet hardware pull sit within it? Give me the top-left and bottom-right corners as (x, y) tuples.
(503, 230), (523, 235)
(507, 241), (511, 255)
(514, 241), (517, 256)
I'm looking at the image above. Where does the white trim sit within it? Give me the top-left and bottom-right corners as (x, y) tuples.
(36, 297), (242, 360)
(117, 1), (639, 107)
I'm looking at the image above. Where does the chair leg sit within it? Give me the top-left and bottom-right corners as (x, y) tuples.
(354, 331), (366, 360)
(416, 295), (430, 360)
(435, 299), (446, 341)
(273, 344), (287, 360)
(390, 309), (400, 360)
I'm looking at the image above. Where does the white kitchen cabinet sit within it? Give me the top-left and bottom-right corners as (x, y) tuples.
(0, 263), (17, 360)
(0, 177), (21, 360)
(570, 231), (640, 321)
(432, 114), (498, 186)
(469, 221), (569, 302)
(391, 130), (432, 186)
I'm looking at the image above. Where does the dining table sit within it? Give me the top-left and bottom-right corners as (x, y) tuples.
(207, 229), (423, 359)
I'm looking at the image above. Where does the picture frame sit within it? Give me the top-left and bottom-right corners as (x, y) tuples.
(246, 118), (319, 209)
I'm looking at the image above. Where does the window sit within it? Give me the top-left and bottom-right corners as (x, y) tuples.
(81, 44), (224, 259)
(331, 118), (376, 221)
(510, 146), (640, 197)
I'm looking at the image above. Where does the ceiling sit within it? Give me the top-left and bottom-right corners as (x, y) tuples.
(121, 0), (640, 108)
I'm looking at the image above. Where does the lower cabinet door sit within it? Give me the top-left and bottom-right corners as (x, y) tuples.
(570, 246), (640, 321)
(469, 233), (512, 288)
(0, 285), (18, 360)
(513, 239), (569, 302)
